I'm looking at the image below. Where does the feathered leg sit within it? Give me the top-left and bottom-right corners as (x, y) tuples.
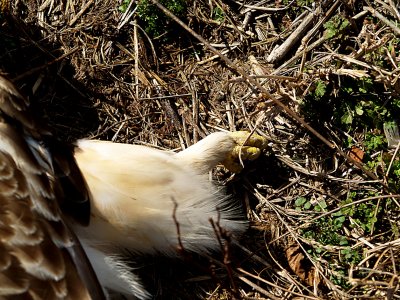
(176, 131), (268, 173)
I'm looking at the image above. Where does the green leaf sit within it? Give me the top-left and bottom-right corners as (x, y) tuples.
(332, 211), (343, 217)
(318, 200), (328, 209)
(295, 196), (307, 207)
(355, 105), (364, 115)
(314, 81), (327, 98)
(341, 111), (353, 125)
(304, 201), (312, 210)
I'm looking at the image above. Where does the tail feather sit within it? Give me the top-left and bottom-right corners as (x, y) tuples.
(82, 242), (150, 300)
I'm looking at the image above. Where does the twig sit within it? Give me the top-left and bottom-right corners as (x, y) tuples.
(149, 0), (336, 152)
(364, 6), (400, 36)
(210, 215), (239, 298)
(172, 198), (185, 254)
(138, 93), (204, 100)
(267, 6), (320, 63)
(238, 276), (282, 300)
(69, 0), (94, 26)
(12, 47), (79, 81)
(238, 268), (321, 300)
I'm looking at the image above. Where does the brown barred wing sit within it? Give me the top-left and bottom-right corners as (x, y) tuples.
(0, 76), (105, 299)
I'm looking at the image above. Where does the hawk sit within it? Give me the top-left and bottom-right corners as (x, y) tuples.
(0, 75), (267, 299)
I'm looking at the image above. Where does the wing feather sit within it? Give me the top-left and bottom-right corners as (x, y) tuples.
(0, 75), (105, 299)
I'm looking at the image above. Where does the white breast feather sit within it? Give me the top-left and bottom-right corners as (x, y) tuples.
(74, 136), (246, 254)
(73, 132), (248, 298)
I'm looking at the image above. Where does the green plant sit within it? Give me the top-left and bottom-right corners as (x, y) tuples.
(340, 247), (361, 264)
(296, 190), (384, 289)
(295, 196), (310, 210)
(212, 7), (225, 22)
(314, 80), (327, 99)
(364, 132), (386, 153)
(298, 191), (382, 250)
(383, 154), (400, 190)
(330, 270), (352, 289)
(136, 0), (187, 37)
(336, 77), (392, 128)
(119, 0), (131, 12)
(324, 15), (350, 39)
(297, 197), (348, 246)
(339, 192), (381, 234)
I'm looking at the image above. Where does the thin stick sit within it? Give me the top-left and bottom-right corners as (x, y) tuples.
(149, 0), (335, 150)
(12, 47), (79, 81)
(149, 0), (389, 185)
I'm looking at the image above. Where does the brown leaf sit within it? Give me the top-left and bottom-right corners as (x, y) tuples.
(349, 146), (364, 163)
(286, 244), (320, 287)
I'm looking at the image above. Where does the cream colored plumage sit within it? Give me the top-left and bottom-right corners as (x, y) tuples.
(73, 131), (267, 298)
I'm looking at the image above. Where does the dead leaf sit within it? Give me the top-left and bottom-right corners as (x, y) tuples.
(349, 146), (364, 163)
(286, 244), (320, 287)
